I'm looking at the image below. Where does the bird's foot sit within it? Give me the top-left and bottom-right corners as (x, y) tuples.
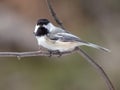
(48, 50), (62, 57)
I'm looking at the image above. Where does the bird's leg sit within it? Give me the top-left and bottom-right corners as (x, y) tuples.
(48, 50), (62, 57)
(55, 50), (62, 57)
(48, 50), (53, 57)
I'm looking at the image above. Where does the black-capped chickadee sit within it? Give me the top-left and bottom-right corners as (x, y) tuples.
(34, 19), (110, 55)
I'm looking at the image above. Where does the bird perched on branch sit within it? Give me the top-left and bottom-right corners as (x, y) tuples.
(34, 19), (110, 55)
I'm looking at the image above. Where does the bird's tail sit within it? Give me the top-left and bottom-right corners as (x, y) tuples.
(84, 42), (111, 52)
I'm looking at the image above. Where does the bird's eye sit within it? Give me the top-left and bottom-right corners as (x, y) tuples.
(35, 27), (49, 36)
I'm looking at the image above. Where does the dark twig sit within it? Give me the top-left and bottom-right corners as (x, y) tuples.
(78, 48), (115, 90)
(46, 0), (115, 90)
(46, 0), (65, 29)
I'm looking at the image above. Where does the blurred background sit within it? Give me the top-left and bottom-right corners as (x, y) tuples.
(0, 0), (119, 90)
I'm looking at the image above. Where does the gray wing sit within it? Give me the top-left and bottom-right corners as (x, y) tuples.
(47, 32), (110, 52)
(48, 32), (88, 43)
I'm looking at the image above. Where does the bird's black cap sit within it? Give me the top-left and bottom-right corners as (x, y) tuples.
(37, 19), (50, 25)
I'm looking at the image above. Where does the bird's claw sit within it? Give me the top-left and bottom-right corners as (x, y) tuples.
(48, 50), (62, 57)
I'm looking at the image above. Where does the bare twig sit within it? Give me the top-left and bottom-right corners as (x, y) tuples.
(0, 50), (77, 58)
(46, 0), (115, 90)
(46, 0), (65, 29)
(78, 48), (115, 90)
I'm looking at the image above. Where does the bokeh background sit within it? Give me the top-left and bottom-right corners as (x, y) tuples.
(0, 0), (119, 90)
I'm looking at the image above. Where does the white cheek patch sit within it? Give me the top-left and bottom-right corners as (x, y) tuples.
(34, 25), (40, 33)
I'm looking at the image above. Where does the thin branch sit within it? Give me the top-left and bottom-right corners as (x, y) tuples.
(46, 0), (65, 29)
(46, 0), (115, 90)
(78, 48), (115, 90)
(0, 50), (77, 58)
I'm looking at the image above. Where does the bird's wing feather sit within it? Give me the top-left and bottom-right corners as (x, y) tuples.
(48, 32), (88, 43)
(47, 32), (110, 52)
(56, 33), (81, 42)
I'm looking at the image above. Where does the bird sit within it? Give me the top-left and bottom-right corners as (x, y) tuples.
(33, 19), (110, 56)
